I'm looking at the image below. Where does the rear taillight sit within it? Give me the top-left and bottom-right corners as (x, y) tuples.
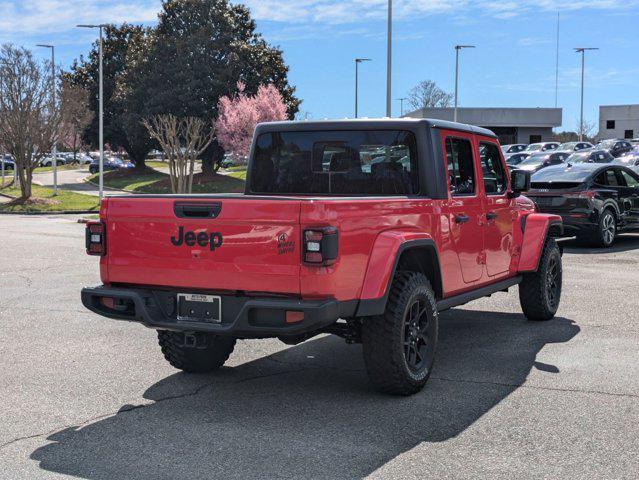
(85, 222), (106, 256)
(565, 191), (595, 199)
(303, 227), (338, 266)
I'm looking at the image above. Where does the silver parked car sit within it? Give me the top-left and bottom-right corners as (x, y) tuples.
(501, 143), (527, 154)
(524, 142), (560, 153)
(557, 141), (594, 152)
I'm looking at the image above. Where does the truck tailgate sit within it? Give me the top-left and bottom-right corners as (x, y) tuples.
(103, 196), (301, 295)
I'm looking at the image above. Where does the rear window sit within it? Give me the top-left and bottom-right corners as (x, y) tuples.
(532, 166), (597, 182)
(250, 130), (419, 195)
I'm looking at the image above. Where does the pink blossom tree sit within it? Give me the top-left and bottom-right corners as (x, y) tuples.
(215, 82), (288, 161)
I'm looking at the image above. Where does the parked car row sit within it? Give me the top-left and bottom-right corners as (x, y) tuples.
(500, 138), (639, 247)
(504, 142), (595, 163)
(39, 152), (93, 167)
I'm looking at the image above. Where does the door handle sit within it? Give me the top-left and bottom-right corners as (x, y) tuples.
(486, 212), (498, 221)
(455, 214), (470, 224)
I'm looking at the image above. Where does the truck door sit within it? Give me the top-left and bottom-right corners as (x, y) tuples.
(477, 138), (517, 277)
(441, 133), (484, 284)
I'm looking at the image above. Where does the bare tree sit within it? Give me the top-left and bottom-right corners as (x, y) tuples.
(143, 115), (214, 193)
(407, 80), (453, 112)
(0, 45), (60, 199)
(577, 119), (598, 142)
(60, 79), (93, 162)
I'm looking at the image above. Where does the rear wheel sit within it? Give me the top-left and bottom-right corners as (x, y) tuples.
(157, 330), (236, 373)
(592, 209), (617, 248)
(519, 238), (562, 321)
(362, 272), (438, 395)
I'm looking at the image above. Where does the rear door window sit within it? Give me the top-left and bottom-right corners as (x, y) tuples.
(479, 142), (507, 194)
(250, 130), (418, 195)
(595, 169), (619, 187)
(445, 137), (476, 196)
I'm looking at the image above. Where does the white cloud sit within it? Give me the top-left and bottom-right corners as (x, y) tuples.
(0, 0), (636, 43)
(240, 0), (639, 24)
(0, 0), (160, 36)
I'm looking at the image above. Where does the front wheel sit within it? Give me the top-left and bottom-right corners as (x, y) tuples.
(519, 238), (562, 321)
(157, 331), (236, 373)
(362, 272), (438, 395)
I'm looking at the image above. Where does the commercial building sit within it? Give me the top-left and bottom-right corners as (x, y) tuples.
(598, 104), (639, 140)
(403, 107), (562, 145)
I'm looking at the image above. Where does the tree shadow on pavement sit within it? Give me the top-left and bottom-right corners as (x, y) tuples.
(31, 310), (579, 480)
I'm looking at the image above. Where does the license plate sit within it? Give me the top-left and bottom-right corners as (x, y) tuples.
(177, 294), (221, 323)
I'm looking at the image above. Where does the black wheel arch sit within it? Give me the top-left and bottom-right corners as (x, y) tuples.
(356, 239), (443, 317)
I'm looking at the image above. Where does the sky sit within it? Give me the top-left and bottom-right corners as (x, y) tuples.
(1, 0), (638, 131)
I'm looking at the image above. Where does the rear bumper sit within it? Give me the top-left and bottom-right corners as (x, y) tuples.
(558, 214), (598, 234)
(81, 286), (353, 338)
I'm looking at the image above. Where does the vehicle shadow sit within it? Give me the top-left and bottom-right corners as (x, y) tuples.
(560, 232), (639, 254)
(31, 310), (579, 479)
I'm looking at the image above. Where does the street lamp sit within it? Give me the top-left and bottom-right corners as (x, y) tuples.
(355, 58), (372, 118)
(396, 97), (408, 117)
(574, 47), (598, 141)
(453, 45), (475, 123)
(78, 24), (108, 200)
(36, 44), (57, 195)
(386, 0), (392, 117)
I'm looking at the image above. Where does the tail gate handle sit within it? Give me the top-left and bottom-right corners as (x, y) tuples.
(173, 202), (222, 219)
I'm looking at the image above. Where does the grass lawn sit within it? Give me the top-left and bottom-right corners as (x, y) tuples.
(88, 168), (246, 194)
(145, 160), (203, 170)
(0, 184), (99, 213)
(224, 165), (248, 172)
(145, 160), (170, 169)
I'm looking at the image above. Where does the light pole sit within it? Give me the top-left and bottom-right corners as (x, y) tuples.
(355, 58), (372, 118)
(386, 0), (392, 117)
(78, 24), (107, 200)
(574, 47), (598, 141)
(396, 97), (408, 117)
(554, 12), (560, 108)
(454, 45), (475, 123)
(36, 44), (57, 195)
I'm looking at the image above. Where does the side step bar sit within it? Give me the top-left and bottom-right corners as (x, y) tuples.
(436, 276), (522, 312)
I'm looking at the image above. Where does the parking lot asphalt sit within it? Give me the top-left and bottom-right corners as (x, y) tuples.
(0, 214), (637, 479)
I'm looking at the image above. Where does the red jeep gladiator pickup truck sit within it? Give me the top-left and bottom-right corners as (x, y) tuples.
(81, 119), (563, 395)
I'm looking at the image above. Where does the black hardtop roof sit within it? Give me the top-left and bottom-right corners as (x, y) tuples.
(254, 118), (497, 139)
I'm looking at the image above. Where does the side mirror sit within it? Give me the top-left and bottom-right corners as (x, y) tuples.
(509, 169), (531, 198)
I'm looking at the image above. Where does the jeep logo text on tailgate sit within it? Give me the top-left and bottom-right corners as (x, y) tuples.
(171, 226), (223, 251)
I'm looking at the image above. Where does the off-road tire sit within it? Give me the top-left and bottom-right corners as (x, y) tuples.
(157, 331), (236, 373)
(519, 238), (562, 321)
(362, 271), (438, 396)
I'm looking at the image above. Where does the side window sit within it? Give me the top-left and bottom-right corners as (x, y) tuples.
(620, 170), (639, 187)
(594, 172), (606, 185)
(479, 142), (508, 194)
(445, 137), (476, 196)
(605, 169), (620, 186)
